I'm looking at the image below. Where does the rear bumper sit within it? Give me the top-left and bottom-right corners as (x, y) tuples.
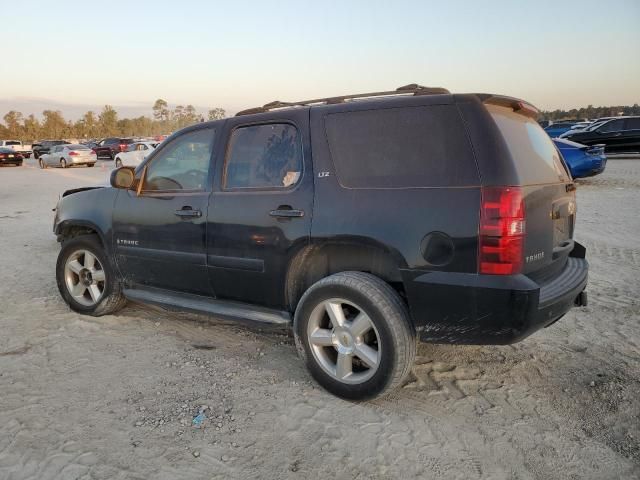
(402, 242), (588, 345)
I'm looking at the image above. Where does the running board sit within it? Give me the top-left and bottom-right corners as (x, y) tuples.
(123, 286), (291, 326)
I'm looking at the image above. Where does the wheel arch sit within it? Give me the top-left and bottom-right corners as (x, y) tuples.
(285, 237), (407, 313)
(55, 220), (107, 249)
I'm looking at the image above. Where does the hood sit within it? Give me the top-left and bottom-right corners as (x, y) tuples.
(62, 185), (106, 197)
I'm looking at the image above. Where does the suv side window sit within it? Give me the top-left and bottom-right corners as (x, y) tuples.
(224, 123), (302, 189)
(599, 119), (624, 133)
(325, 105), (478, 188)
(143, 128), (215, 192)
(624, 118), (640, 130)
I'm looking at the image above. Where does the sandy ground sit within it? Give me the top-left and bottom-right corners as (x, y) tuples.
(0, 157), (638, 480)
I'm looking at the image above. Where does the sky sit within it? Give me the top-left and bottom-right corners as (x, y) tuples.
(1, 0), (639, 119)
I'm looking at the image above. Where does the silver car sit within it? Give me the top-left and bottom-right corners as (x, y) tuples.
(38, 144), (97, 169)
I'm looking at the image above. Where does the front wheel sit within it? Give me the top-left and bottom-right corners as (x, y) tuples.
(39, 158), (46, 169)
(115, 158), (123, 168)
(56, 235), (127, 316)
(60, 158), (67, 168)
(294, 271), (416, 400)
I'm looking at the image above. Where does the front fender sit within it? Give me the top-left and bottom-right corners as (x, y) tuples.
(54, 187), (118, 255)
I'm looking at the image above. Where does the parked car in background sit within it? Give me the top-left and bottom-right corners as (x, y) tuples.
(33, 140), (71, 159)
(553, 138), (606, 178)
(93, 138), (135, 159)
(563, 117), (640, 154)
(0, 140), (32, 158)
(544, 122), (578, 137)
(38, 144), (96, 168)
(114, 141), (158, 168)
(558, 120), (607, 138)
(52, 85), (588, 400)
(0, 147), (23, 166)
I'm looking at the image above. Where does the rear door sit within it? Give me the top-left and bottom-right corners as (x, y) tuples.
(487, 105), (576, 280)
(206, 108), (313, 308)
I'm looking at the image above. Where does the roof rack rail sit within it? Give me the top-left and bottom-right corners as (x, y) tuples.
(235, 84), (451, 116)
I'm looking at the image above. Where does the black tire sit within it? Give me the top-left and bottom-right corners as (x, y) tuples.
(115, 158), (123, 168)
(60, 158), (67, 168)
(17, 162), (23, 167)
(87, 163), (95, 168)
(294, 271), (416, 400)
(34, 152), (39, 160)
(56, 235), (127, 316)
(39, 158), (47, 169)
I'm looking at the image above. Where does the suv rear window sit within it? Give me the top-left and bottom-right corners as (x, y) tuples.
(324, 105), (478, 188)
(5, 141), (21, 146)
(488, 105), (570, 184)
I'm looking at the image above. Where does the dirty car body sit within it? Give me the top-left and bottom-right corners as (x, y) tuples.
(53, 86), (589, 399)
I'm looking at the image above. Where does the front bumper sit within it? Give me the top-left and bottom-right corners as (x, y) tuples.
(402, 242), (588, 345)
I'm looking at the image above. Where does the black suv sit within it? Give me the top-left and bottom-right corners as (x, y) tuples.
(53, 85), (588, 400)
(93, 138), (135, 159)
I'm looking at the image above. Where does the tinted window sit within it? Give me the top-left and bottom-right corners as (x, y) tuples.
(144, 128), (214, 191)
(325, 105), (478, 188)
(224, 123), (302, 189)
(67, 144), (89, 150)
(5, 141), (21, 146)
(598, 119), (624, 133)
(488, 105), (569, 184)
(625, 118), (640, 130)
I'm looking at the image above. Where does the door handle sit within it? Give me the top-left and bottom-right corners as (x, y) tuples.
(269, 206), (304, 218)
(175, 206), (202, 218)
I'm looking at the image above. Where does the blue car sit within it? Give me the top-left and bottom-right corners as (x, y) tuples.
(544, 122), (578, 138)
(553, 138), (607, 178)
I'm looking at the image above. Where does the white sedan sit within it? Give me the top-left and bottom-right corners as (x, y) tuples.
(114, 142), (158, 168)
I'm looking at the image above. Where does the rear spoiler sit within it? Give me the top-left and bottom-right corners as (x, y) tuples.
(475, 94), (540, 119)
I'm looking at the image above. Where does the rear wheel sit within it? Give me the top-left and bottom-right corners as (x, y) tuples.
(38, 158), (46, 169)
(34, 152), (39, 160)
(56, 235), (127, 316)
(294, 271), (416, 400)
(87, 163), (95, 168)
(60, 158), (67, 168)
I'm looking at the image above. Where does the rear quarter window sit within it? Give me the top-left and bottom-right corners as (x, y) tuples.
(324, 105), (479, 188)
(488, 105), (569, 184)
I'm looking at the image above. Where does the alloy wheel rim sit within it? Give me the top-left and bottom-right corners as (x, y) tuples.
(64, 250), (106, 306)
(307, 298), (381, 384)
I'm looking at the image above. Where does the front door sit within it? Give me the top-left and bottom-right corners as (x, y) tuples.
(113, 126), (218, 296)
(207, 109), (313, 309)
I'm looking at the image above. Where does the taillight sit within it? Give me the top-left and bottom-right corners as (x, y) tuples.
(119, 143), (127, 151)
(0, 154), (5, 159)
(68, 151), (79, 156)
(478, 186), (525, 275)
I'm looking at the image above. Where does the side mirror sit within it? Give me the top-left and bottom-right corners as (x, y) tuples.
(110, 166), (135, 189)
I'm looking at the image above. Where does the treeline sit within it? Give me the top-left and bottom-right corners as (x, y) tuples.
(0, 99), (226, 142)
(540, 104), (640, 121)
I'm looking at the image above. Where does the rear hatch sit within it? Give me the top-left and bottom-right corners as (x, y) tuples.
(487, 104), (576, 282)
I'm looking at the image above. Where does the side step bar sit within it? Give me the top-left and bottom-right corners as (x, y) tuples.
(123, 286), (291, 326)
